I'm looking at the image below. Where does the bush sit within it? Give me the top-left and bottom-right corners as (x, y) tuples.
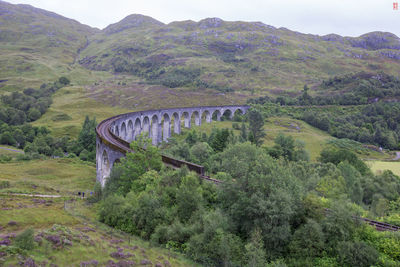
(0, 180), (10, 189)
(16, 153), (32, 161)
(0, 155), (12, 162)
(59, 76), (70, 85)
(87, 182), (102, 203)
(15, 228), (35, 250)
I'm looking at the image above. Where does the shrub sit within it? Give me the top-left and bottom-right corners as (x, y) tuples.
(0, 155), (12, 162)
(58, 76), (70, 85)
(0, 180), (10, 189)
(15, 228), (35, 251)
(16, 153), (32, 161)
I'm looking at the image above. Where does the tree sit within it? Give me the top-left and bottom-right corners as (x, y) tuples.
(299, 84), (313, 105)
(240, 122), (248, 142)
(175, 173), (204, 222)
(105, 136), (162, 196)
(0, 131), (16, 146)
(248, 109), (265, 146)
(245, 228), (266, 267)
(209, 128), (231, 152)
(337, 241), (378, 267)
(78, 116), (97, 153)
(273, 133), (295, 160)
(190, 142), (213, 166)
(27, 108), (41, 122)
(289, 219), (325, 258)
(58, 76), (70, 85)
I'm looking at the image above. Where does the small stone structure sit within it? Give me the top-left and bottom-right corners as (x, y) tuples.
(96, 105), (249, 187)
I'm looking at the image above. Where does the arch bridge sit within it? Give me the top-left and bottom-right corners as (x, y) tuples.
(96, 105), (249, 187)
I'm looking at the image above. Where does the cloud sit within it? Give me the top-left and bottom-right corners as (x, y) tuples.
(5, 0), (400, 37)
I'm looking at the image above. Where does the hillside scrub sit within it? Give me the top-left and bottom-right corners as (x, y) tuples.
(249, 100), (400, 150)
(0, 115), (96, 161)
(0, 77), (70, 125)
(99, 136), (400, 266)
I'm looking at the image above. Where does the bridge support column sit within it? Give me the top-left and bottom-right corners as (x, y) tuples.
(205, 112), (211, 123)
(173, 114), (181, 134)
(184, 113), (191, 128)
(163, 119), (171, 142)
(158, 121), (163, 144)
(194, 112), (201, 126)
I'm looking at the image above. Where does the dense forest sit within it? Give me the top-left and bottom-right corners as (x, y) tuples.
(95, 109), (400, 267)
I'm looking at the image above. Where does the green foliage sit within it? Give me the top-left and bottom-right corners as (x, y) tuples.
(77, 116), (97, 157)
(0, 180), (10, 189)
(0, 78), (68, 126)
(101, 130), (400, 266)
(208, 127), (232, 152)
(244, 228), (267, 267)
(337, 241), (379, 267)
(104, 136), (162, 196)
(321, 201), (361, 251)
(189, 142), (213, 168)
(185, 210), (243, 267)
(289, 219), (325, 258)
(58, 76), (70, 85)
(319, 147), (369, 175)
(0, 154), (12, 163)
(176, 173), (204, 222)
(14, 228), (35, 251)
(248, 109), (265, 146)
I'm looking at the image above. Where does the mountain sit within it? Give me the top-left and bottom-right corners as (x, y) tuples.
(79, 16), (400, 98)
(0, 0), (97, 90)
(1, 0), (400, 103)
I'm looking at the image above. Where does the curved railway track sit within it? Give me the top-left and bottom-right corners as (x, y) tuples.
(96, 112), (221, 184)
(97, 112), (398, 231)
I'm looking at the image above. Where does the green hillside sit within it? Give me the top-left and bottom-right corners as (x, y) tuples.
(1, 1), (400, 109)
(0, 0), (97, 90)
(79, 16), (400, 105)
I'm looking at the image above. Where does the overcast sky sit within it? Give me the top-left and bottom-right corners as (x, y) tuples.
(6, 0), (400, 37)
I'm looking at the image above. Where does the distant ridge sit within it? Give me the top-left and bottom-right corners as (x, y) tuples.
(1, 0), (400, 95)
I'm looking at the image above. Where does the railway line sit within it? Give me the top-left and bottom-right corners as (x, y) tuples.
(97, 112), (399, 232)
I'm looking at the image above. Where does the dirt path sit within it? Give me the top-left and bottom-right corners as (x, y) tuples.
(0, 146), (23, 153)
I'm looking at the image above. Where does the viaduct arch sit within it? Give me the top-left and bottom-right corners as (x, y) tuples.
(96, 105), (249, 187)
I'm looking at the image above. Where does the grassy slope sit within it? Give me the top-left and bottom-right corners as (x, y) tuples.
(0, 1), (97, 91)
(0, 158), (95, 195)
(0, 158), (198, 266)
(80, 16), (400, 101)
(368, 160), (400, 176)
(2, 2), (400, 111)
(0, 145), (24, 157)
(179, 117), (392, 163)
(32, 84), (129, 138)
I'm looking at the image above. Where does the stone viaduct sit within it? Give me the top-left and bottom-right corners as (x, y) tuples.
(96, 105), (250, 187)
